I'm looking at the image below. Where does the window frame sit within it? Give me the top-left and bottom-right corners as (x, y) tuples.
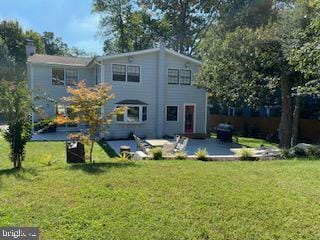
(66, 68), (79, 86)
(166, 105), (179, 122)
(179, 69), (192, 85)
(55, 104), (78, 128)
(115, 104), (147, 124)
(52, 68), (65, 86)
(168, 69), (180, 84)
(111, 63), (141, 83)
(167, 68), (193, 86)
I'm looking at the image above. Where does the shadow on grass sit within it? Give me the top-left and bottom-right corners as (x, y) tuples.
(98, 140), (118, 158)
(0, 167), (38, 180)
(68, 161), (137, 174)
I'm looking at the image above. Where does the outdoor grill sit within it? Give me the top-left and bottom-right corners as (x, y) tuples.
(215, 123), (234, 142)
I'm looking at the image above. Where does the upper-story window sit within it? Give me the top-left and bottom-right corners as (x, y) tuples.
(112, 64), (126, 81)
(52, 68), (64, 85)
(66, 69), (78, 86)
(112, 64), (140, 83)
(168, 69), (179, 84)
(180, 69), (192, 85)
(127, 65), (140, 82)
(167, 69), (192, 85)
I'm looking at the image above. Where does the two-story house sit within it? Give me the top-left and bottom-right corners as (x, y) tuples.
(27, 41), (207, 139)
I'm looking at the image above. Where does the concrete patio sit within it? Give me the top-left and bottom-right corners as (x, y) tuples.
(106, 138), (242, 157)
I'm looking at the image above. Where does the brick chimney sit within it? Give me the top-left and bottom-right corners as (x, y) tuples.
(26, 39), (36, 58)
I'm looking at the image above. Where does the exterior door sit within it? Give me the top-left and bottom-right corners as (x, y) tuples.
(184, 105), (195, 133)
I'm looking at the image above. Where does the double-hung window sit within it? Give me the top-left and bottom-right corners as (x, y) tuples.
(66, 69), (78, 86)
(52, 68), (65, 85)
(112, 64), (140, 82)
(167, 69), (192, 85)
(112, 64), (126, 81)
(127, 65), (140, 82)
(166, 106), (178, 122)
(168, 69), (179, 84)
(180, 69), (191, 85)
(116, 105), (147, 123)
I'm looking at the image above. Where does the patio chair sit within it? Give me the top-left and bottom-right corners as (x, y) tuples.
(162, 142), (177, 155)
(175, 137), (189, 152)
(173, 135), (181, 144)
(133, 135), (151, 154)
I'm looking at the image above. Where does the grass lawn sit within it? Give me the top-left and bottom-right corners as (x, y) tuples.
(234, 136), (278, 148)
(1, 138), (320, 239)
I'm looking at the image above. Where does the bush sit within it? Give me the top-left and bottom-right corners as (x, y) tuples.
(117, 152), (132, 162)
(238, 148), (255, 161)
(306, 145), (320, 158)
(196, 148), (208, 161)
(175, 151), (186, 160)
(151, 147), (163, 160)
(280, 148), (291, 159)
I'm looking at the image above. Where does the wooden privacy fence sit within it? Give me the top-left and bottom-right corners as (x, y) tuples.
(208, 114), (320, 143)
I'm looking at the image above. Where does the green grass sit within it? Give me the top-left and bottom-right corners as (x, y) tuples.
(1, 138), (320, 239)
(210, 133), (277, 148)
(234, 136), (278, 148)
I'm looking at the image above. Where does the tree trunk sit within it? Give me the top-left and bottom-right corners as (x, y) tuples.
(279, 76), (293, 149)
(89, 141), (94, 163)
(291, 95), (301, 147)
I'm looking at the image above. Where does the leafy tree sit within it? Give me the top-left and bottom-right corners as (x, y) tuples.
(0, 80), (32, 169)
(42, 31), (70, 56)
(197, 0), (314, 148)
(93, 0), (134, 54)
(93, 0), (220, 56)
(0, 21), (26, 66)
(25, 30), (45, 54)
(0, 37), (16, 81)
(140, 0), (220, 56)
(289, 0), (320, 97)
(69, 47), (91, 57)
(61, 81), (122, 163)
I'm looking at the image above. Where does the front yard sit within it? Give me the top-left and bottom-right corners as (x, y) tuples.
(1, 138), (320, 239)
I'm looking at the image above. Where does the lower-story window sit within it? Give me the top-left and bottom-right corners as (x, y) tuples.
(56, 104), (77, 127)
(166, 106), (178, 122)
(116, 105), (147, 123)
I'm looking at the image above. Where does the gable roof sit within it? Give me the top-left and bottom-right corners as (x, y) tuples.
(97, 47), (202, 65)
(27, 47), (202, 67)
(27, 54), (93, 67)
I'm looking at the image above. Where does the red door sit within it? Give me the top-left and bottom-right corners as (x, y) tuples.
(184, 105), (195, 133)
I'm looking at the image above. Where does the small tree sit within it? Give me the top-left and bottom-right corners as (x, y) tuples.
(0, 80), (32, 169)
(62, 80), (121, 163)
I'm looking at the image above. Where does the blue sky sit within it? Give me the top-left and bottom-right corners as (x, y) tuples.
(0, 0), (104, 54)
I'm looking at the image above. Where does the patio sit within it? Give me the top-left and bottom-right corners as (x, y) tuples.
(31, 131), (73, 141)
(106, 138), (242, 157)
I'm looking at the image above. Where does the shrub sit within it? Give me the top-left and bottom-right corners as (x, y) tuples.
(117, 152), (132, 162)
(238, 148), (254, 161)
(306, 145), (320, 158)
(280, 148), (291, 159)
(196, 148), (208, 161)
(293, 146), (306, 157)
(175, 151), (186, 160)
(151, 147), (163, 160)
